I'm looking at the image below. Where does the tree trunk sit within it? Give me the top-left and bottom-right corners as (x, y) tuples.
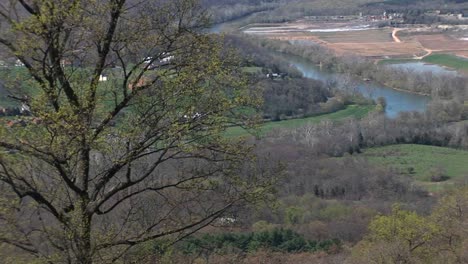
(75, 200), (93, 264)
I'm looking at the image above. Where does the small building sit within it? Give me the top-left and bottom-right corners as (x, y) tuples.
(20, 103), (31, 115)
(99, 75), (108, 82)
(15, 59), (24, 67)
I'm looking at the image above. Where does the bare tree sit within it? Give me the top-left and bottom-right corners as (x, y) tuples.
(0, 0), (270, 263)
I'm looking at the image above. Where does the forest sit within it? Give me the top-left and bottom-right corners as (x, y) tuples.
(203, 0), (468, 25)
(0, 0), (467, 264)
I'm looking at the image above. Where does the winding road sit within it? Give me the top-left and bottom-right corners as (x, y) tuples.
(392, 28), (434, 59)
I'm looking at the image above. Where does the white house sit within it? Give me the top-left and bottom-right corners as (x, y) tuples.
(99, 75), (108, 82)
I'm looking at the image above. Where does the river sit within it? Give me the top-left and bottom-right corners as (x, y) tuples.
(283, 54), (430, 118)
(209, 21), (431, 118)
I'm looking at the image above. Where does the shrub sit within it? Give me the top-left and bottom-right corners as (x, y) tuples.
(176, 228), (340, 256)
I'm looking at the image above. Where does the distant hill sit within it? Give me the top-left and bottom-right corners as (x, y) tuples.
(204, 0), (468, 24)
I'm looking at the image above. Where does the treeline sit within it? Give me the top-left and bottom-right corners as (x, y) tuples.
(201, 0), (280, 24)
(269, 108), (468, 158)
(246, 35), (468, 100)
(242, 0), (374, 24)
(231, 0), (468, 25)
(201, 0), (467, 25)
(401, 9), (468, 25)
(223, 34), (301, 77)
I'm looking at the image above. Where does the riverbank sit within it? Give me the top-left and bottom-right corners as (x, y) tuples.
(270, 45), (431, 97)
(423, 54), (468, 73)
(380, 81), (432, 97)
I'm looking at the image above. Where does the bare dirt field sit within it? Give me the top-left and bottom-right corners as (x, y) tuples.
(455, 51), (468, 59)
(330, 42), (425, 57)
(401, 34), (467, 51)
(313, 29), (393, 43)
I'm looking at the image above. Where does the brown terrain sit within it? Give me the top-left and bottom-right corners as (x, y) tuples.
(456, 51), (468, 59)
(244, 20), (468, 59)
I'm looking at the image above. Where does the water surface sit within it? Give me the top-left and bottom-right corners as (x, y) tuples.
(389, 62), (458, 75)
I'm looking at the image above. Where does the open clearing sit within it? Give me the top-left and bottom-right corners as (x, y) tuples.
(331, 42), (424, 57)
(403, 34), (468, 54)
(363, 144), (468, 192)
(226, 104), (374, 137)
(314, 28), (392, 43)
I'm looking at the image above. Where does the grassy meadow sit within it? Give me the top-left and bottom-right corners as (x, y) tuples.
(226, 104), (374, 137)
(363, 144), (468, 191)
(379, 54), (468, 72)
(422, 54), (468, 72)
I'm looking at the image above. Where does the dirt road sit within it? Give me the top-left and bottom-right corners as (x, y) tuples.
(414, 48), (434, 59)
(392, 28), (434, 59)
(392, 28), (403, 43)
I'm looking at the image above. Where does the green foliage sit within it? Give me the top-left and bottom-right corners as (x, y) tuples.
(422, 54), (468, 71)
(285, 206), (304, 225)
(350, 187), (468, 264)
(363, 144), (468, 188)
(0, 0), (274, 262)
(177, 228), (340, 255)
(368, 204), (440, 246)
(225, 104), (375, 137)
(318, 203), (352, 221)
(252, 220), (276, 232)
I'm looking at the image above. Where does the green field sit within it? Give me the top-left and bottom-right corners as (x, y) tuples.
(378, 58), (419, 65)
(226, 104), (374, 137)
(363, 144), (468, 191)
(242, 66), (263, 74)
(379, 54), (468, 73)
(422, 54), (468, 71)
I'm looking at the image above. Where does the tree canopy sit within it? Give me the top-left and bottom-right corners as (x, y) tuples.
(0, 0), (270, 263)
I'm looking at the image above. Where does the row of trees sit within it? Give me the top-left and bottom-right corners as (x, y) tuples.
(222, 0), (468, 25)
(268, 109), (468, 158)
(203, 1), (279, 24)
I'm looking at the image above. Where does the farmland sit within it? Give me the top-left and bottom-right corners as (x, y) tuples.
(313, 28), (392, 43)
(243, 19), (468, 71)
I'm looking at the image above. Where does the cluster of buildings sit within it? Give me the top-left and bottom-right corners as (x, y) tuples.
(431, 10), (467, 21)
(361, 11), (404, 22)
(0, 103), (30, 117)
